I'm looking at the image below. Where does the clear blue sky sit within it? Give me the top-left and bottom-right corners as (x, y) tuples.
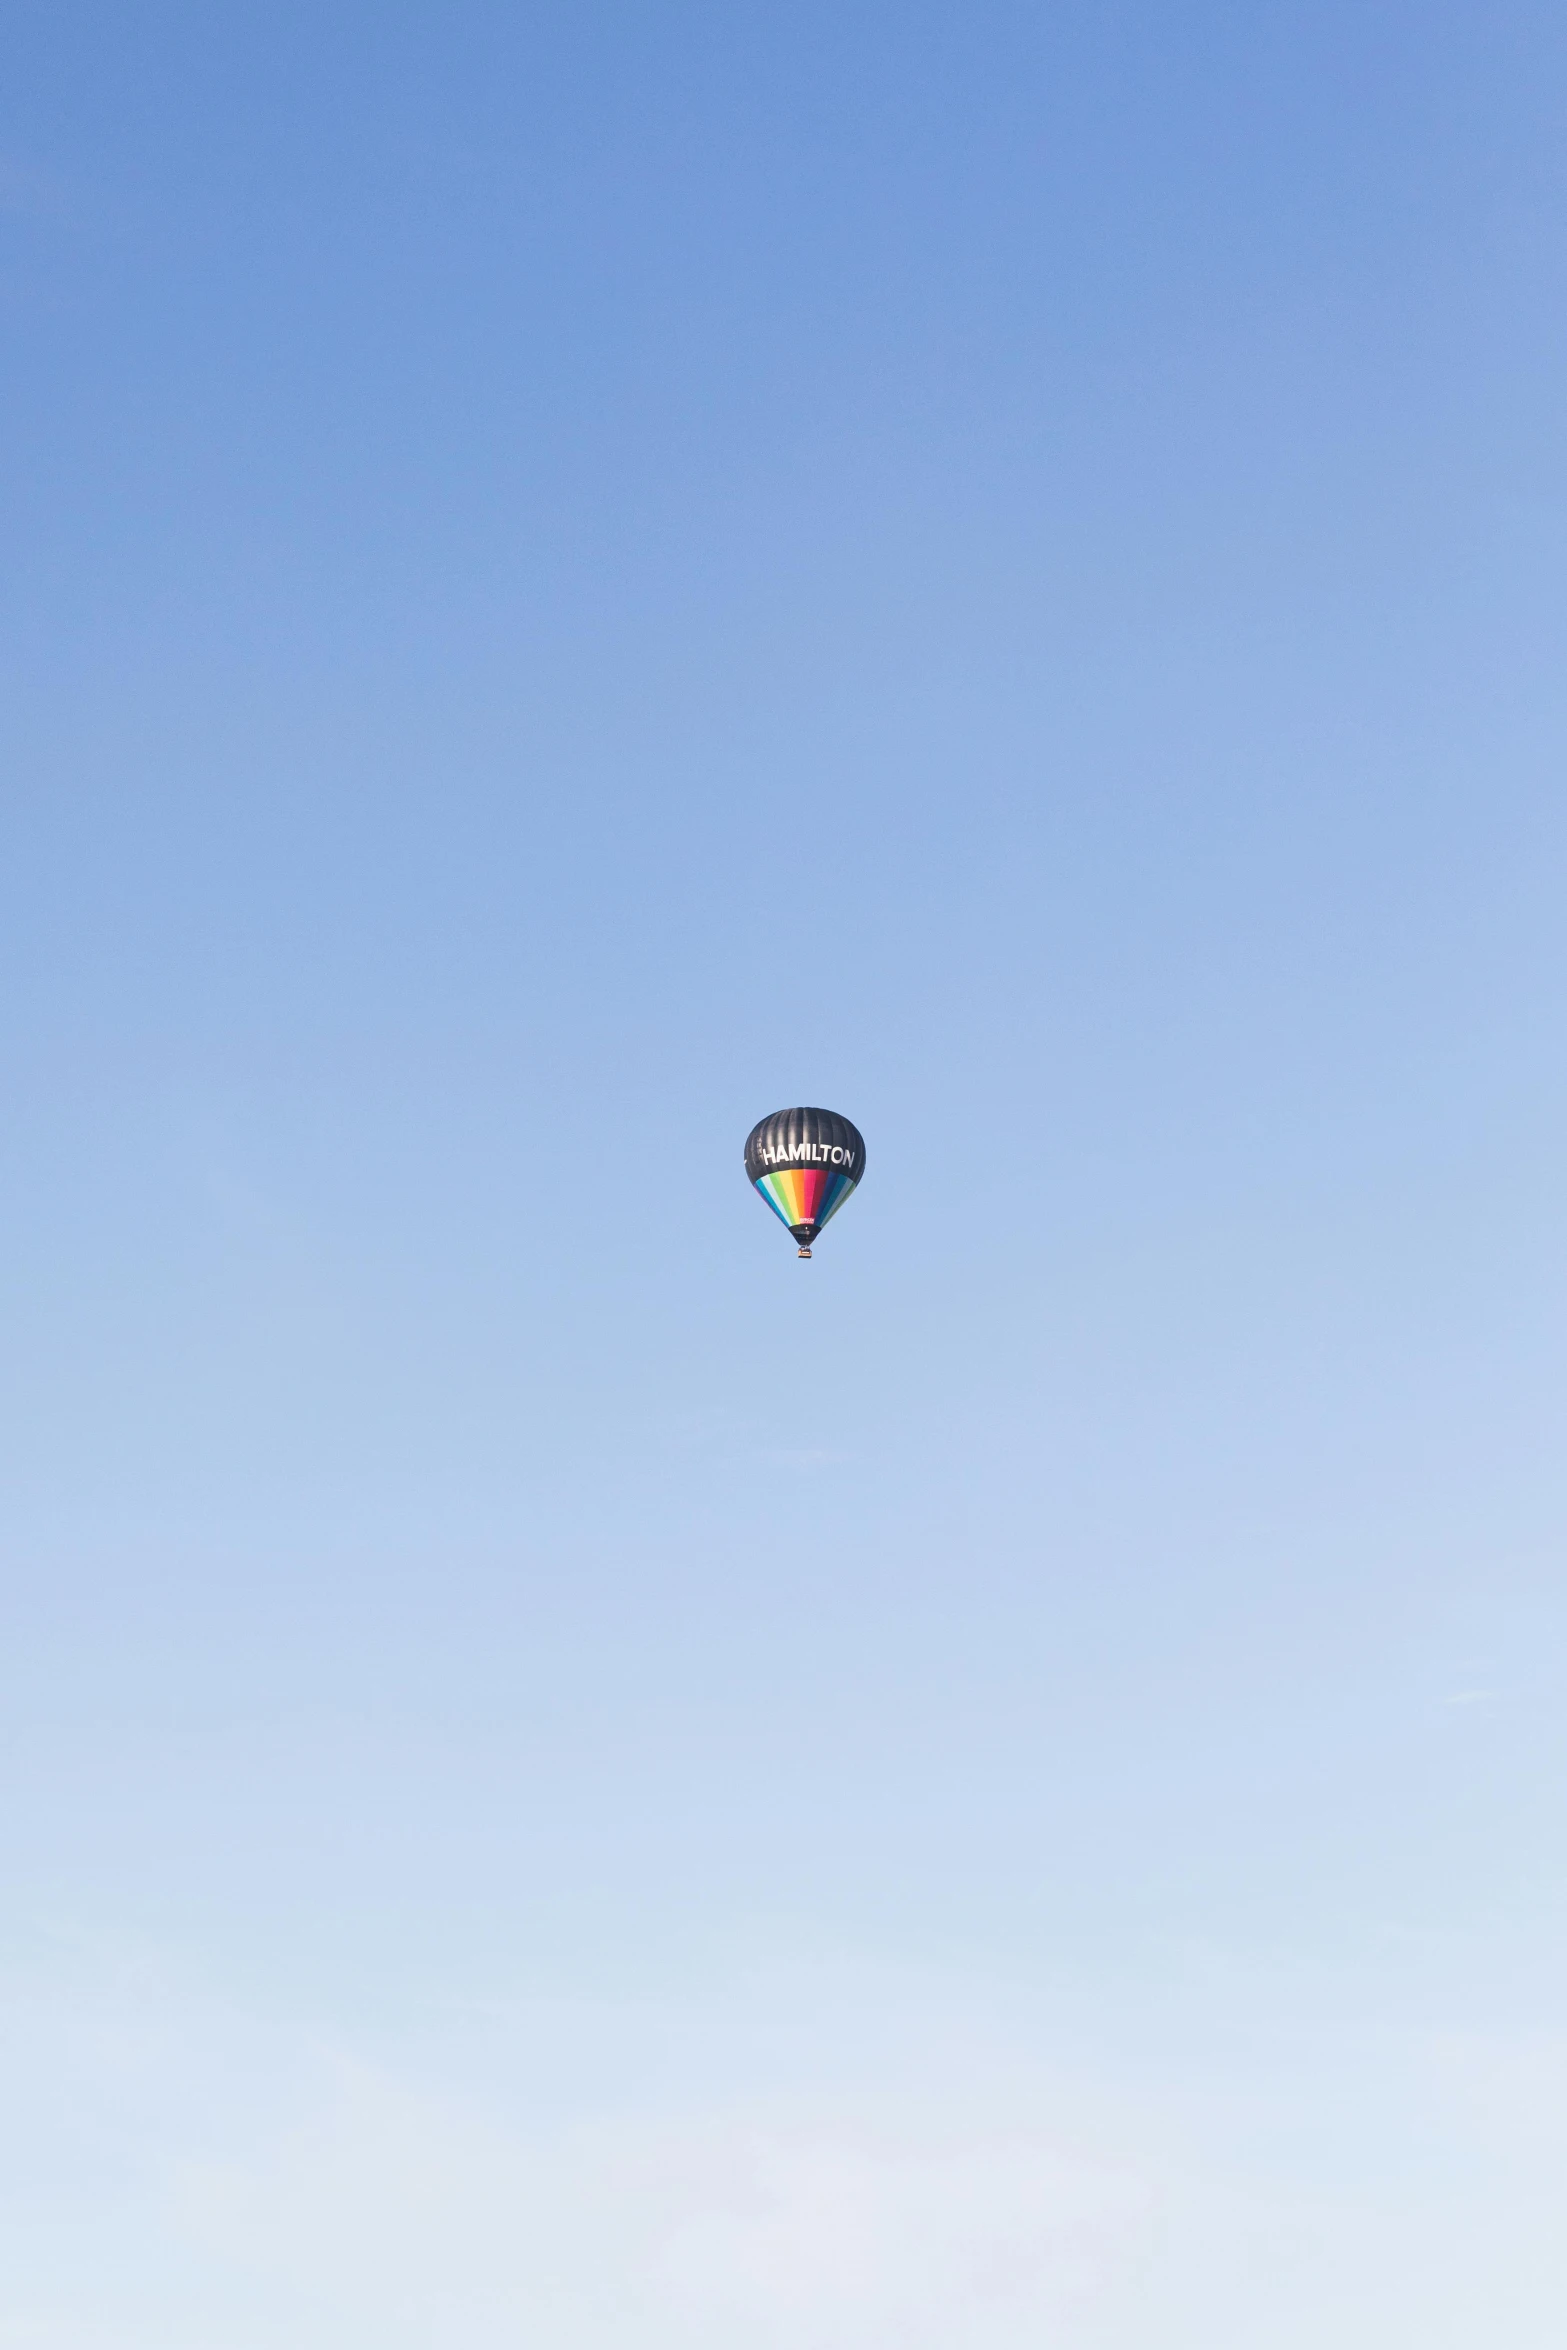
(5, 4), (1567, 2340)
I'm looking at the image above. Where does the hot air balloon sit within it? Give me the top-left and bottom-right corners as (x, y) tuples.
(744, 1107), (865, 1258)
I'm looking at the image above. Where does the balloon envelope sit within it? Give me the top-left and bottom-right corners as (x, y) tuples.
(744, 1107), (866, 1253)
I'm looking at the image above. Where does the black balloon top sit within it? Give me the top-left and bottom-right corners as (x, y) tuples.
(743, 1107), (866, 1185)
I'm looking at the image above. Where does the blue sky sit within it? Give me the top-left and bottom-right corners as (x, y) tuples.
(4, 4), (1567, 2340)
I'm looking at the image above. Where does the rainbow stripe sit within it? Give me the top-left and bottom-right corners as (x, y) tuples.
(754, 1165), (857, 1233)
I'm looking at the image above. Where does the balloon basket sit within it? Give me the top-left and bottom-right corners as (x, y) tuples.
(798, 1246), (812, 1259)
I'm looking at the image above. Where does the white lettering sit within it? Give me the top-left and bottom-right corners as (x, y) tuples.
(757, 1136), (860, 1168)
